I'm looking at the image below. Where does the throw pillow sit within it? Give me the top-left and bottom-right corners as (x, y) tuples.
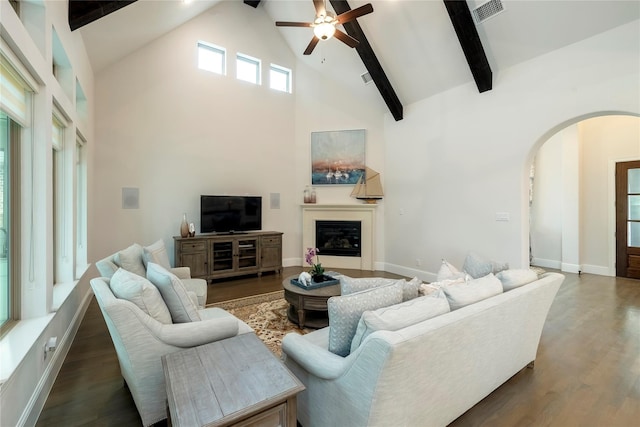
(350, 294), (450, 353)
(403, 277), (421, 301)
(110, 268), (172, 324)
(462, 251), (509, 279)
(436, 259), (466, 281)
(340, 276), (400, 295)
(142, 239), (172, 270)
(146, 262), (201, 323)
(341, 276), (420, 301)
(114, 243), (146, 277)
(442, 273), (503, 310)
(419, 277), (465, 296)
(496, 268), (538, 291)
(328, 282), (403, 357)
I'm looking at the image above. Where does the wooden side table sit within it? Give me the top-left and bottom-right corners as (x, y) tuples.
(282, 275), (341, 328)
(162, 333), (305, 427)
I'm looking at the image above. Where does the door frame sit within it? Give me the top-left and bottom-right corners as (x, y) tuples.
(610, 157), (640, 277)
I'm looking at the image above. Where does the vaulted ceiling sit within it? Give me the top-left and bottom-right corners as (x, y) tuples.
(72, 0), (640, 120)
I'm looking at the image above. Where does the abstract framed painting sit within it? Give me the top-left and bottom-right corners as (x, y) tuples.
(311, 129), (365, 185)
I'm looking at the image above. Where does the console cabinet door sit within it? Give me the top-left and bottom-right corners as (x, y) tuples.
(210, 240), (235, 274)
(236, 238), (259, 272)
(177, 240), (208, 278)
(261, 235), (282, 272)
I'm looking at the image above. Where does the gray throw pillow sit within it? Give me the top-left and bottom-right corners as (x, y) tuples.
(496, 268), (538, 291)
(462, 251), (509, 279)
(146, 262), (201, 323)
(341, 276), (419, 302)
(327, 282), (403, 357)
(114, 243), (146, 277)
(110, 268), (172, 324)
(142, 239), (172, 270)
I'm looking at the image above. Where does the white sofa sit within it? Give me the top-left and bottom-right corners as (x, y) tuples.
(282, 272), (564, 427)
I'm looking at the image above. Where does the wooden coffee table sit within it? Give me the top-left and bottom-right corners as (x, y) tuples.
(282, 275), (341, 329)
(162, 333), (304, 427)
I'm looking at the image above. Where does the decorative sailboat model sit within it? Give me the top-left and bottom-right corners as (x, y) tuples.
(351, 167), (384, 204)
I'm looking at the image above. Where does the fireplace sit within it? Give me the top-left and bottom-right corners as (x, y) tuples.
(302, 204), (376, 270)
(316, 220), (361, 257)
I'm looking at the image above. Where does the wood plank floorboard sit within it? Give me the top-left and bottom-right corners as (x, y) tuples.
(36, 268), (640, 426)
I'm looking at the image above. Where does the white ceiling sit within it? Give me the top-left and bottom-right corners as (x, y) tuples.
(79, 0), (640, 110)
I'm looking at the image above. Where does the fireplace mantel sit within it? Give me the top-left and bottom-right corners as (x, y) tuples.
(302, 204), (377, 271)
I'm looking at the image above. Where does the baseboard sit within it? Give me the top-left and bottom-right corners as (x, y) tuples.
(383, 262), (437, 282)
(21, 288), (93, 427)
(531, 258), (561, 270)
(580, 264), (613, 276)
(561, 262), (581, 274)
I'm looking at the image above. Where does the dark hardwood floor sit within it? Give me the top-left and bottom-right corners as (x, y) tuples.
(36, 268), (640, 426)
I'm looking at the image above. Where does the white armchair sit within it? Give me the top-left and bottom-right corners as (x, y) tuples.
(96, 240), (208, 308)
(90, 276), (253, 426)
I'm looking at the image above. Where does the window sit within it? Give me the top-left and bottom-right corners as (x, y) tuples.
(236, 53), (261, 85)
(269, 64), (292, 93)
(75, 134), (87, 278)
(52, 112), (65, 283)
(198, 41), (226, 75)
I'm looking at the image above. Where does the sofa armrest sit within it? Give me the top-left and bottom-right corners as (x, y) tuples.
(170, 267), (191, 280)
(282, 333), (351, 380)
(145, 316), (239, 347)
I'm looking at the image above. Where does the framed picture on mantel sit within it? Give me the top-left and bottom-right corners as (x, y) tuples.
(311, 129), (365, 185)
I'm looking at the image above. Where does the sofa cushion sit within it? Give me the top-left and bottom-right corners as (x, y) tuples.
(350, 294), (450, 353)
(496, 268), (538, 291)
(341, 276), (420, 302)
(146, 263), (201, 323)
(142, 239), (172, 270)
(114, 243), (146, 277)
(462, 251), (509, 279)
(328, 282), (403, 357)
(110, 268), (172, 324)
(442, 273), (503, 310)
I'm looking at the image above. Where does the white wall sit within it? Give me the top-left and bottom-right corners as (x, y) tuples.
(0, 0), (95, 425)
(92, 1), (385, 265)
(531, 115), (640, 276)
(383, 21), (640, 281)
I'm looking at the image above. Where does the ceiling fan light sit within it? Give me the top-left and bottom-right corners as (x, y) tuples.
(314, 22), (336, 40)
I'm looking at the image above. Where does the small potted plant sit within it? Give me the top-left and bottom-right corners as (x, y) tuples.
(305, 247), (326, 282)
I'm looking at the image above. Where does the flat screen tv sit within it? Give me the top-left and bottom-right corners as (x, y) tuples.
(200, 195), (262, 234)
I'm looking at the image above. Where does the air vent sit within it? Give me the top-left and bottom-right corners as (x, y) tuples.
(361, 72), (373, 85)
(472, 0), (505, 24)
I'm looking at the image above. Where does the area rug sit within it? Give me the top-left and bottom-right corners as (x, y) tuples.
(208, 291), (307, 356)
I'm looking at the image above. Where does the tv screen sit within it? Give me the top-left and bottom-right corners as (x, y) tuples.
(200, 195), (262, 234)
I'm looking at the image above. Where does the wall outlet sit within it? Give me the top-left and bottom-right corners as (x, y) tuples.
(495, 212), (510, 221)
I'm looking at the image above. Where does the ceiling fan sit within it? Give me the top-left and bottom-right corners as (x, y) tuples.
(276, 0), (374, 55)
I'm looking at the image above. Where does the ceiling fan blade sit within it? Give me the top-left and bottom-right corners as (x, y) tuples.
(303, 36), (320, 55)
(276, 21), (313, 27)
(313, 0), (326, 17)
(336, 3), (373, 24)
(334, 29), (359, 48)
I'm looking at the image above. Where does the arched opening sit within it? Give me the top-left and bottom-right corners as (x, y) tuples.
(527, 112), (640, 277)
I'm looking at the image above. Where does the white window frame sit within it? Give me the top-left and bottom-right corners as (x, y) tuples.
(269, 63), (292, 93)
(197, 41), (226, 75)
(236, 53), (261, 85)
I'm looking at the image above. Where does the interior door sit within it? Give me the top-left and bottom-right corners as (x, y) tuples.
(616, 160), (640, 278)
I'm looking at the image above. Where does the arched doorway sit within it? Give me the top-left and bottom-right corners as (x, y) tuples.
(528, 113), (640, 277)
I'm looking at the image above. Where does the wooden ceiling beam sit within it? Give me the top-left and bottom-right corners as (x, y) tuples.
(330, 0), (403, 121)
(443, 0), (492, 93)
(68, 0), (138, 31)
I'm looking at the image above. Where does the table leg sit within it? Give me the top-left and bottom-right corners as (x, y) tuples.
(297, 308), (306, 328)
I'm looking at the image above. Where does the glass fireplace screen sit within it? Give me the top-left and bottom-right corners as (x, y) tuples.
(315, 220), (362, 257)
